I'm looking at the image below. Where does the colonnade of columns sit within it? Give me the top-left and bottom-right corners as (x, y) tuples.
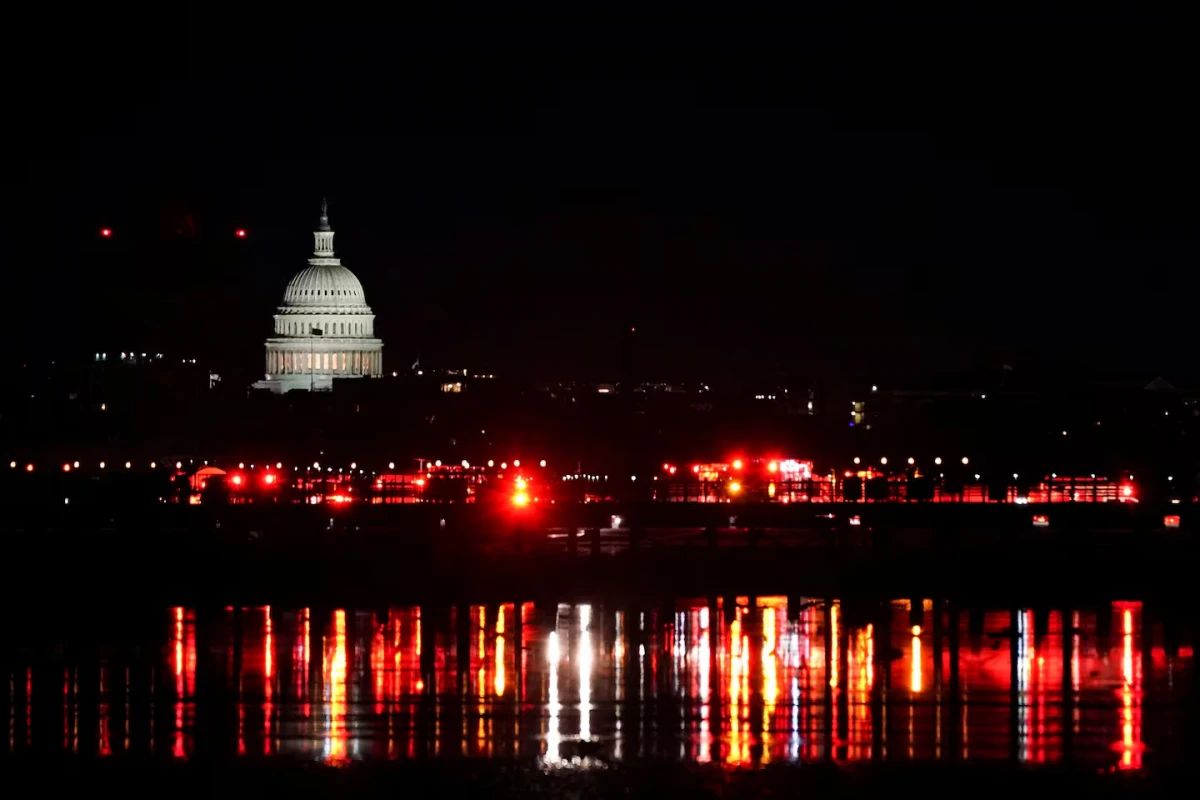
(265, 348), (382, 377)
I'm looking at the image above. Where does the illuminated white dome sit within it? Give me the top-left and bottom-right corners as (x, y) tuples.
(253, 200), (384, 393)
(281, 264), (367, 308)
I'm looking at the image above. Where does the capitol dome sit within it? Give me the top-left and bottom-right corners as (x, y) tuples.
(252, 200), (384, 394)
(281, 264), (367, 307)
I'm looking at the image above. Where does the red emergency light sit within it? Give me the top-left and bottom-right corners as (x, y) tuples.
(1164, 515), (1180, 529)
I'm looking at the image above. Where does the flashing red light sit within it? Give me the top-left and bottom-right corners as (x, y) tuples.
(100, 228), (112, 238)
(62, 463), (71, 472)
(1164, 515), (1180, 529)
(1032, 515), (1050, 528)
(1121, 485), (1134, 497)
(25, 464), (34, 473)
(231, 474), (243, 486)
(236, 228), (247, 238)
(732, 459), (744, 471)
(512, 491), (529, 507)
(263, 473), (276, 485)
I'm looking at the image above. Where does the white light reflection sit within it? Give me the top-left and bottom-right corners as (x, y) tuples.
(579, 605), (593, 742)
(545, 630), (561, 764)
(1016, 610), (1031, 763)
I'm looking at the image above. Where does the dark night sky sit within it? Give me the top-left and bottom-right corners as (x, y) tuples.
(9, 11), (1199, 384)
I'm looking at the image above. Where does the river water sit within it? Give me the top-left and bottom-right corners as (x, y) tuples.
(3, 599), (1192, 771)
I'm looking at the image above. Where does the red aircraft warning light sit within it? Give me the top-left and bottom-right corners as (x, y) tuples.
(236, 228), (247, 238)
(100, 228), (112, 238)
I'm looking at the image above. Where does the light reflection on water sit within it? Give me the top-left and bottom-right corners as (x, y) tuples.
(2, 599), (1191, 770)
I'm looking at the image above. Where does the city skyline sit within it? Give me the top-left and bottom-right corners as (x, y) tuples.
(10, 17), (1199, 383)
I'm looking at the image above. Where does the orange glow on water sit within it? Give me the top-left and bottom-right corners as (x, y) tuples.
(910, 629), (922, 693)
(1117, 608), (1143, 770)
(829, 604), (839, 689)
(326, 610), (348, 764)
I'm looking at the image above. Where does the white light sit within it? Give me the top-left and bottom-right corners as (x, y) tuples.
(150, 462), (157, 469)
(73, 461), (80, 468)
(630, 475), (637, 481)
(64, 498), (69, 505)
(99, 462), (105, 469)
(611, 515), (622, 529)
(239, 462), (245, 469)
(1168, 476), (1173, 481)
(907, 457), (915, 465)
(487, 460), (494, 468)
(435, 459), (442, 467)
(461, 460), (470, 468)
(125, 461), (131, 469)
(500, 462), (507, 470)
(981, 394), (987, 399)
(853, 457), (860, 465)
(540, 459), (547, 468)
(175, 461), (182, 469)
(276, 462), (283, 469)
(100, 403), (106, 411)
(961, 457), (969, 465)
(350, 462), (357, 470)
(871, 385), (878, 392)
(1013, 473), (1018, 480)
(1062, 431), (1068, 436)
(513, 459), (521, 467)
(313, 461), (320, 469)
(388, 462), (395, 470)
(880, 457), (888, 465)
(7, 461), (14, 469)
(1051, 472), (1057, 478)
(934, 457), (942, 465)
(974, 473), (980, 480)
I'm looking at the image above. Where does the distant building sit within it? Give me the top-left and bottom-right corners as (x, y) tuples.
(253, 200), (384, 393)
